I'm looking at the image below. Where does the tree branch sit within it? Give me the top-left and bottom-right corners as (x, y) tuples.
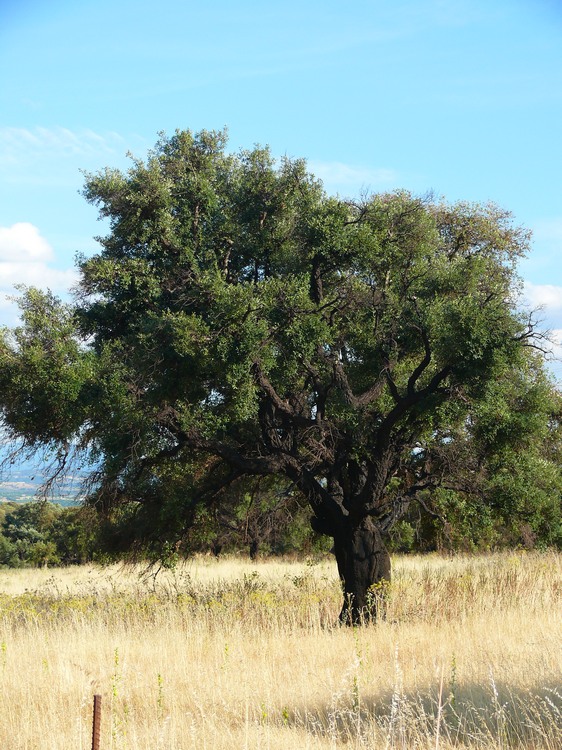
(251, 361), (312, 428)
(407, 324), (432, 396)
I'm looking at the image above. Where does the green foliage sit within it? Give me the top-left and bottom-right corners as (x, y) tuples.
(0, 128), (559, 566)
(0, 502), (99, 567)
(390, 368), (562, 552)
(387, 520), (416, 553)
(0, 289), (94, 445)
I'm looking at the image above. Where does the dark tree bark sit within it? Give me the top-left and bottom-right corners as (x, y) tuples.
(211, 540), (223, 557)
(249, 538), (260, 560)
(332, 516), (391, 625)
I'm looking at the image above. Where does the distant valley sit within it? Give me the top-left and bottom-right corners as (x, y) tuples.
(0, 454), (81, 506)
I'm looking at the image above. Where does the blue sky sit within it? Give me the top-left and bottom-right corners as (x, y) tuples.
(1, 0), (562, 375)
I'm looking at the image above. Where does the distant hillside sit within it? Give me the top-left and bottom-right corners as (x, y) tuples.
(0, 452), (82, 506)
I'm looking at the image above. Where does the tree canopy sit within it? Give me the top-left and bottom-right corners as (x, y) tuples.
(0, 129), (559, 621)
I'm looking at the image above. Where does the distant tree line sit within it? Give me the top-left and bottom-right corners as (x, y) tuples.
(1, 467), (561, 568)
(0, 501), (97, 567)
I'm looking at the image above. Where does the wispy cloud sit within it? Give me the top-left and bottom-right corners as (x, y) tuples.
(0, 126), (126, 163)
(309, 160), (400, 197)
(520, 282), (562, 381)
(545, 328), (562, 382)
(550, 329), (562, 346)
(421, 0), (485, 28)
(0, 481), (36, 491)
(0, 126), (145, 191)
(532, 218), (562, 246)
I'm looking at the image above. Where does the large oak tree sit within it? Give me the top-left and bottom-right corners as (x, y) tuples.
(0, 129), (553, 622)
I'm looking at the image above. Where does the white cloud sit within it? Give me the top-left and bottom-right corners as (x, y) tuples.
(523, 281), (562, 313)
(0, 263), (77, 291)
(0, 223), (79, 325)
(0, 222), (53, 263)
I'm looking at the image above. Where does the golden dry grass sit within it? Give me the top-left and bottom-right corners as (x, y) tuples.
(0, 551), (561, 749)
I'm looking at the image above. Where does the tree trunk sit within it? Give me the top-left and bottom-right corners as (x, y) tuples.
(211, 540), (223, 557)
(332, 516), (391, 625)
(249, 538), (260, 560)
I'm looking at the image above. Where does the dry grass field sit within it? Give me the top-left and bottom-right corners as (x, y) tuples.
(0, 551), (560, 749)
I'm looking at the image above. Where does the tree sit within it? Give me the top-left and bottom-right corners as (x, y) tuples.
(0, 129), (554, 622)
(1, 502), (61, 566)
(0, 501), (98, 567)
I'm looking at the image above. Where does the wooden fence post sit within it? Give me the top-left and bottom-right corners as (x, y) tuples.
(91, 694), (102, 750)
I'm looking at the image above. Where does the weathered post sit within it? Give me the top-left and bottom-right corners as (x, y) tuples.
(91, 694), (102, 750)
